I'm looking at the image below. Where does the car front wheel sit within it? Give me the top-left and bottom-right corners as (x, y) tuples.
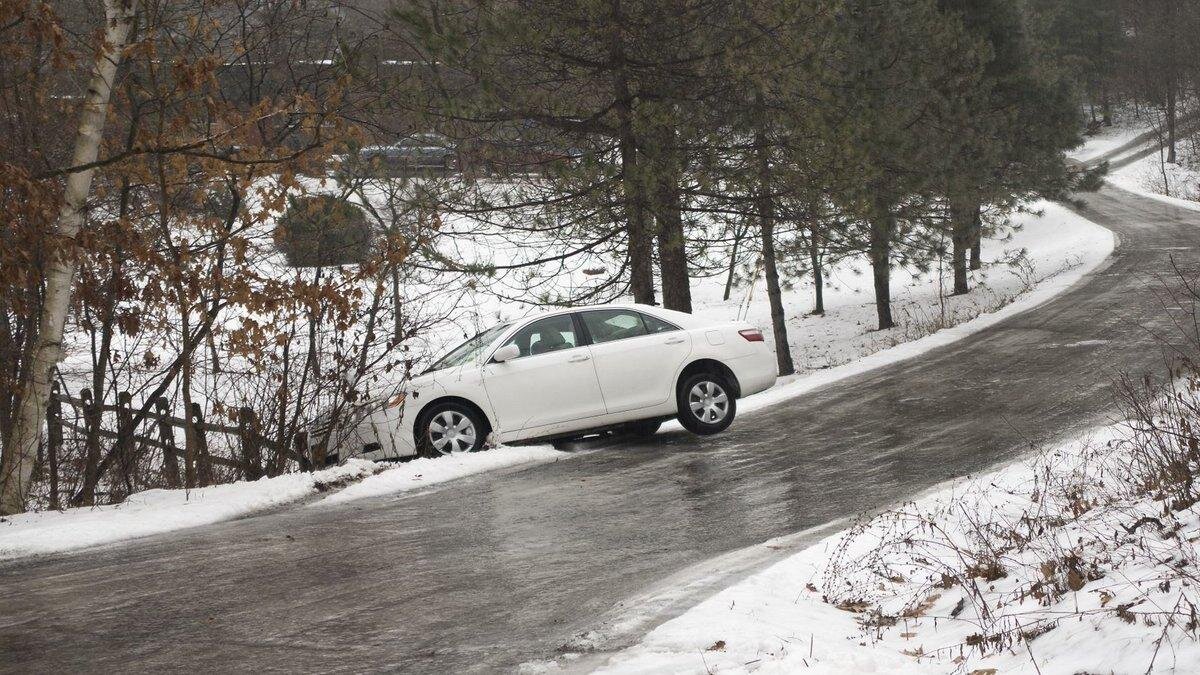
(676, 372), (736, 435)
(417, 403), (487, 456)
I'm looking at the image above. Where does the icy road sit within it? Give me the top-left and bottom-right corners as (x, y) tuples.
(0, 184), (1195, 673)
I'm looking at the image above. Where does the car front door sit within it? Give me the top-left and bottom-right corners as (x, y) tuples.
(578, 309), (693, 414)
(482, 314), (606, 433)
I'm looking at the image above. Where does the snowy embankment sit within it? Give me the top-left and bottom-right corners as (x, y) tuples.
(1108, 153), (1200, 213)
(0, 446), (564, 560)
(598, 424), (1200, 675)
(1071, 115), (1200, 211)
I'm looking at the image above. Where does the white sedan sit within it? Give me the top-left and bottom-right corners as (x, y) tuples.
(325, 303), (778, 461)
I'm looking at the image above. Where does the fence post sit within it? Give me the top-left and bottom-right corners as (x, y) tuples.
(294, 431), (313, 472)
(46, 382), (63, 510)
(77, 387), (101, 506)
(155, 397), (181, 488)
(116, 391), (135, 499)
(238, 406), (264, 481)
(189, 402), (213, 487)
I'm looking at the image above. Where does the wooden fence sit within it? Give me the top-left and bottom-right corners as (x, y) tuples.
(43, 382), (317, 507)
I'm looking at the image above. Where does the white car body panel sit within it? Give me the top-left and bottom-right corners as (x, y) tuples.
(583, 325), (692, 414)
(335, 303), (778, 462)
(482, 344), (607, 430)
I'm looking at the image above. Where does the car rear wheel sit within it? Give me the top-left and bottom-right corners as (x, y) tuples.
(417, 403), (487, 456)
(676, 372), (736, 435)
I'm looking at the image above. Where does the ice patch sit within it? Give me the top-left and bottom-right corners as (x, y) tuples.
(315, 445), (566, 506)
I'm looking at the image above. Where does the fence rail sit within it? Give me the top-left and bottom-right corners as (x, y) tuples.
(43, 382), (319, 506)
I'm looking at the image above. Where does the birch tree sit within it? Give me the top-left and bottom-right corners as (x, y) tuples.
(0, 0), (137, 515)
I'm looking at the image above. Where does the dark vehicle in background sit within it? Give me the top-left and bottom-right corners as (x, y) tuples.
(355, 133), (458, 174)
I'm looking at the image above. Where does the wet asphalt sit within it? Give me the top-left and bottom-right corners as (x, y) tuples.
(1, 184), (1197, 674)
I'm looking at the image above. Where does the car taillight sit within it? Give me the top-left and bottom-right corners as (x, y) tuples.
(739, 328), (765, 342)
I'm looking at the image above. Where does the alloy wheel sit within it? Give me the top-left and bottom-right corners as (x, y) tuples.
(688, 381), (729, 424)
(428, 410), (477, 453)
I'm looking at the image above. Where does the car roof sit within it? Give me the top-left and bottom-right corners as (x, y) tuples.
(510, 302), (707, 329)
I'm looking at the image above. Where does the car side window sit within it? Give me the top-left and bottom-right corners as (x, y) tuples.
(640, 312), (680, 334)
(501, 315), (578, 358)
(581, 309), (650, 345)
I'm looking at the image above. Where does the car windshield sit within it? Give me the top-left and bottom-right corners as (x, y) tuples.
(426, 322), (511, 373)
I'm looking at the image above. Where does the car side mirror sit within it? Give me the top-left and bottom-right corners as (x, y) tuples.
(491, 344), (520, 363)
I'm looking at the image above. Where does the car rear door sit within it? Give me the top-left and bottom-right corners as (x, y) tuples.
(577, 309), (692, 414)
(482, 314), (606, 432)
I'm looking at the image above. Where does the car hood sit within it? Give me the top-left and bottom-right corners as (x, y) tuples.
(410, 362), (477, 389)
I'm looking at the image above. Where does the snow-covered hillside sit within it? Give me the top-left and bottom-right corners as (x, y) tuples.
(1069, 112), (1200, 210)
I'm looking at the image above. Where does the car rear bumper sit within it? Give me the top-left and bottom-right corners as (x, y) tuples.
(728, 345), (778, 397)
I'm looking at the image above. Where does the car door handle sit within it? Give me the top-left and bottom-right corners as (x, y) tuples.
(664, 336), (686, 345)
(568, 354), (591, 363)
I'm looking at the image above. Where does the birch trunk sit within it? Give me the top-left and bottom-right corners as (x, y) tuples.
(0, 0), (136, 515)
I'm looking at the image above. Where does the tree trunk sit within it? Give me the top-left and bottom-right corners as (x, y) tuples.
(870, 199), (895, 331)
(0, 0), (135, 516)
(723, 223), (747, 302)
(760, 218), (793, 377)
(1165, 0), (1178, 165)
(949, 197), (973, 295)
(969, 205), (982, 271)
(618, 133), (654, 303)
(650, 126), (691, 312)
(809, 223), (825, 315)
(755, 116), (794, 376)
(391, 266), (403, 344)
(610, 1), (654, 305)
(1166, 81), (1178, 164)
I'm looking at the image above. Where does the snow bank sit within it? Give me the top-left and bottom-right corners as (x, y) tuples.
(1067, 115), (1200, 212)
(315, 444), (565, 506)
(599, 424), (1200, 674)
(1108, 153), (1200, 213)
(0, 460), (379, 560)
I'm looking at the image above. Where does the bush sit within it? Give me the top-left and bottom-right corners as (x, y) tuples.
(274, 195), (372, 267)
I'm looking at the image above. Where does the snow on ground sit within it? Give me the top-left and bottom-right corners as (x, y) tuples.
(0, 459), (377, 560)
(1108, 152), (1200, 212)
(701, 200), (1114, 400)
(0, 446), (564, 560)
(597, 424), (1200, 675)
(1068, 110), (1200, 211)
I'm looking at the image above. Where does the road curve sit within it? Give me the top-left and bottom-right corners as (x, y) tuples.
(1, 185), (1196, 674)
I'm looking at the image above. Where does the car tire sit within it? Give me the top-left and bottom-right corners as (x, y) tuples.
(416, 402), (487, 457)
(624, 419), (663, 438)
(676, 372), (736, 435)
